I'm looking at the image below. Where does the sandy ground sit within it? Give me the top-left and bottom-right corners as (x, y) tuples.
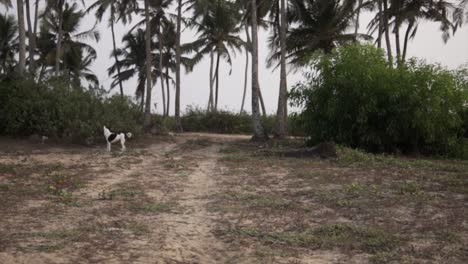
(0, 133), (466, 264)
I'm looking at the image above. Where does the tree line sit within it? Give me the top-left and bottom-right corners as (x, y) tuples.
(1, 0), (467, 141)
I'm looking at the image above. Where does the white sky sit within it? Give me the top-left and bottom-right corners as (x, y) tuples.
(2, 2), (467, 115)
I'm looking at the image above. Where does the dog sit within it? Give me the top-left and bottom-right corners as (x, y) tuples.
(103, 126), (132, 152)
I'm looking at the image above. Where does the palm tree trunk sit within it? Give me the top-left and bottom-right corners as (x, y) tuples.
(208, 50), (214, 112)
(143, 0), (153, 128)
(354, 0), (363, 38)
(402, 22), (413, 63)
(158, 24), (166, 116)
(251, 0), (267, 141)
(383, 0), (393, 66)
(394, 19), (401, 66)
(166, 66), (170, 116)
(377, 0), (383, 48)
(275, 0), (288, 138)
(17, 0), (26, 76)
(55, 0), (64, 75)
(25, 0), (36, 73)
(240, 42), (248, 113)
(34, 0), (39, 35)
(215, 52), (220, 111)
(174, 0), (183, 131)
(240, 23), (250, 114)
(111, 3), (124, 97)
(258, 86), (266, 117)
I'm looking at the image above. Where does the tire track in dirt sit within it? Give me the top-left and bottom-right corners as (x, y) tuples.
(154, 143), (243, 264)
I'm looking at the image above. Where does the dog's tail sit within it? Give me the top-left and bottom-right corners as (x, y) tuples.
(126, 132), (133, 139)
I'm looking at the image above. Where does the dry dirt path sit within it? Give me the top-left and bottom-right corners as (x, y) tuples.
(0, 133), (250, 264)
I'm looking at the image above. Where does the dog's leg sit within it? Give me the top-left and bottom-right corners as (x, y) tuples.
(107, 142), (111, 152)
(121, 138), (126, 152)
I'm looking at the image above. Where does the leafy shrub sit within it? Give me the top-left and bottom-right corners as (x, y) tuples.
(290, 44), (467, 156)
(0, 78), (142, 143)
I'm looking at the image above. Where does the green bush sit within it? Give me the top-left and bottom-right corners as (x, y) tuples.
(0, 78), (142, 144)
(290, 44), (467, 156)
(170, 106), (305, 136)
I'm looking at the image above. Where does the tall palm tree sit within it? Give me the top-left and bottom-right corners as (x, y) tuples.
(186, 0), (244, 112)
(87, 0), (137, 97)
(108, 29), (152, 109)
(251, 0), (268, 141)
(38, 2), (100, 84)
(275, 0), (288, 138)
(175, 0), (183, 131)
(0, 13), (18, 76)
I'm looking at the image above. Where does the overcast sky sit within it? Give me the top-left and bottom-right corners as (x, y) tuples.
(2, 2), (467, 114)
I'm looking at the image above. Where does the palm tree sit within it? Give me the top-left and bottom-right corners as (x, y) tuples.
(368, 0), (458, 66)
(0, 13), (18, 76)
(275, 0), (288, 138)
(175, 0), (183, 131)
(108, 29), (151, 109)
(38, 2), (100, 84)
(251, 0), (268, 141)
(87, 0), (137, 97)
(277, 0), (370, 65)
(236, 0), (272, 116)
(187, 0), (244, 112)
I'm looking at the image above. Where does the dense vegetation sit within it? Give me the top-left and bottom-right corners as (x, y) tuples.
(291, 44), (468, 156)
(0, 77), (142, 144)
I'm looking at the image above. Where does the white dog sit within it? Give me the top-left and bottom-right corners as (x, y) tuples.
(103, 126), (132, 152)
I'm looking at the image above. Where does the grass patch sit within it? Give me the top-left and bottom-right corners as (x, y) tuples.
(337, 146), (468, 172)
(221, 224), (400, 254)
(129, 201), (178, 213)
(221, 191), (299, 210)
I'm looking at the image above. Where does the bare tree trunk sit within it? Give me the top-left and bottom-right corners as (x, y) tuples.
(25, 0), (36, 73)
(383, 0), (393, 66)
(207, 51), (214, 111)
(143, 0), (153, 128)
(158, 23), (166, 116)
(377, 0), (383, 48)
(215, 52), (220, 111)
(402, 21), (413, 63)
(55, 0), (64, 75)
(240, 23), (249, 114)
(110, 3), (124, 97)
(251, 0), (267, 141)
(166, 66), (170, 116)
(275, 0), (288, 138)
(17, 0), (26, 76)
(174, 0), (183, 131)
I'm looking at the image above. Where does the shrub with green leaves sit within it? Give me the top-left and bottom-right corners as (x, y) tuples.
(0, 78), (142, 143)
(290, 44), (467, 156)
